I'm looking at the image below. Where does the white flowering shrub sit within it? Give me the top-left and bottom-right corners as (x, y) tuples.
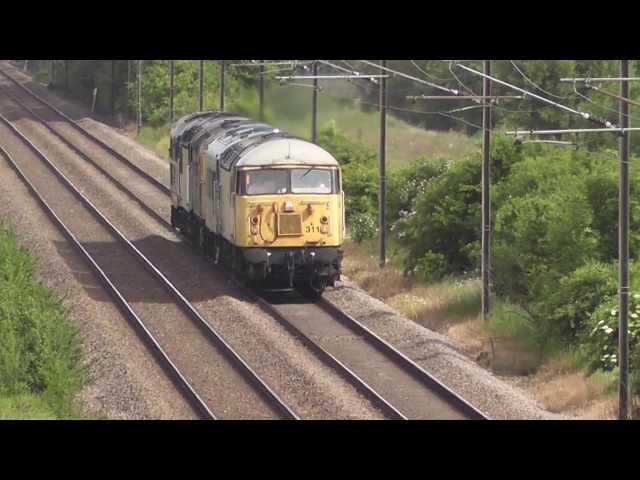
(350, 213), (377, 244)
(582, 293), (640, 392)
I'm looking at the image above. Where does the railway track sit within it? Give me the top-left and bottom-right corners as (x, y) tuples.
(0, 64), (489, 419)
(0, 110), (298, 420)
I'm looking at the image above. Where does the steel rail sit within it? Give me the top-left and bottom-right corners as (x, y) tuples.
(0, 112), (299, 420)
(318, 297), (490, 420)
(0, 141), (216, 421)
(1, 65), (488, 419)
(0, 67), (170, 195)
(223, 280), (409, 420)
(0, 85), (169, 228)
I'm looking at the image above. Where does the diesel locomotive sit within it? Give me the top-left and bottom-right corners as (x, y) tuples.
(169, 111), (344, 297)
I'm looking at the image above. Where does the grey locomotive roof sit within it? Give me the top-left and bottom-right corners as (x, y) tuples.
(170, 111), (339, 169)
(235, 138), (339, 167)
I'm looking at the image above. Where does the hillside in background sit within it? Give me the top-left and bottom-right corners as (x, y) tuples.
(268, 82), (478, 168)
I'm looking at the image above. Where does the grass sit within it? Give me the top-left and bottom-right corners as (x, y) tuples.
(137, 125), (170, 159)
(0, 221), (85, 419)
(269, 84), (478, 168)
(341, 238), (481, 331)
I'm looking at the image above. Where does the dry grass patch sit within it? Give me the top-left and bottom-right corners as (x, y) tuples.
(446, 317), (487, 359)
(515, 357), (618, 417)
(342, 240), (481, 331)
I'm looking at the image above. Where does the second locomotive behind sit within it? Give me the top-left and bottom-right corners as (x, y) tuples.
(169, 111), (344, 297)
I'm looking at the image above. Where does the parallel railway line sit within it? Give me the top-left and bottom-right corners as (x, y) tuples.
(0, 65), (488, 419)
(0, 109), (298, 420)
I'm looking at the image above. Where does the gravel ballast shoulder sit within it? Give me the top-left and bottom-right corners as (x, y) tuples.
(325, 279), (563, 419)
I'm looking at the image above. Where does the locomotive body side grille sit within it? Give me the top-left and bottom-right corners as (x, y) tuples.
(278, 213), (302, 236)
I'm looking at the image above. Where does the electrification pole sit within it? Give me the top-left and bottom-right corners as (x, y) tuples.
(137, 60), (142, 134)
(127, 60), (131, 119)
(199, 60), (204, 111)
(379, 59), (387, 269)
(259, 60), (265, 121)
(619, 59), (630, 420)
(111, 60), (116, 114)
(220, 60), (225, 111)
(311, 61), (318, 142)
(170, 60), (175, 123)
(482, 60), (492, 321)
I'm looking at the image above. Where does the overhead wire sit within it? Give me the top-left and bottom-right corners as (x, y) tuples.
(456, 63), (618, 128)
(572, 81), (636, 121)
(318, 89), (485, 131)
(448, 60), (479, 96)
(356, 60), (459, 94)
(509, 60), (575, 100)
(409, 60), (451, 83)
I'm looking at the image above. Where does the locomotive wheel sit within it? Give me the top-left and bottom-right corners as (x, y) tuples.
(198, 226), (205, 253)
(301, 276), (326, 300)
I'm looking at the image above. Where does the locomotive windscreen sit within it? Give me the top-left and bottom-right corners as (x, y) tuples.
(238, 169), (337, 195)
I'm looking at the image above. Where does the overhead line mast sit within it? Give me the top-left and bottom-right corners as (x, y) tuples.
(379, 60), (387, 269)
(481, 60), (491, 322)
(618, 59), (631, 421)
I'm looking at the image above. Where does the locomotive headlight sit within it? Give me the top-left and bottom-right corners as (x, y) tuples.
(251, 216), (259, 225)
(320, 215), (329, 224)
(284, 201), (294, 212)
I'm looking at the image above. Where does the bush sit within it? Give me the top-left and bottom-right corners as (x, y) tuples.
(486, 301), (539, 351)
(317, 124), (379, 223)
(350, 212), (377, 243)
(0, 224), (84, 417)
(387, 156), (447, 226)
(411, 251), (449, 283)
(395, 155), (481, 276)
(538, 261), (618, 342)
(492, 155), (601, 300)
(581, 293), (640, 394)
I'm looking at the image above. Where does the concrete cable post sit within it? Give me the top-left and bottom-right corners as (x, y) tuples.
(482, 60), (491, 321)
(312, 61), (318, 143)
(259, 60), (265, 121)
(199, 60), (204, 111)
(220, 60), (225, 112)
(379, 59), (387, 269)
(137, 60), (142, 134)
(619, 59), (630, 420)
(170, 60), (175, 123)
(111, 60), (116, 115)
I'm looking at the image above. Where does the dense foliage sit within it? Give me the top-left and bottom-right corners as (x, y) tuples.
(0, 224), (84, 418)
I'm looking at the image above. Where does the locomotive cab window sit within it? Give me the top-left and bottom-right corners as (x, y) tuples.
(291, 168), (333, 194)
(237, 168), (338, 195)
(239, 169), (288, 195)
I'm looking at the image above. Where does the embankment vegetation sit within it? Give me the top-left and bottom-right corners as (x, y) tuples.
(0, 222), (85, 419)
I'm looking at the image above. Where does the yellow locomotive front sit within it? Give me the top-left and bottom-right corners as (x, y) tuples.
(169, 112), (344, 297)
(234, 164), (344, 296)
